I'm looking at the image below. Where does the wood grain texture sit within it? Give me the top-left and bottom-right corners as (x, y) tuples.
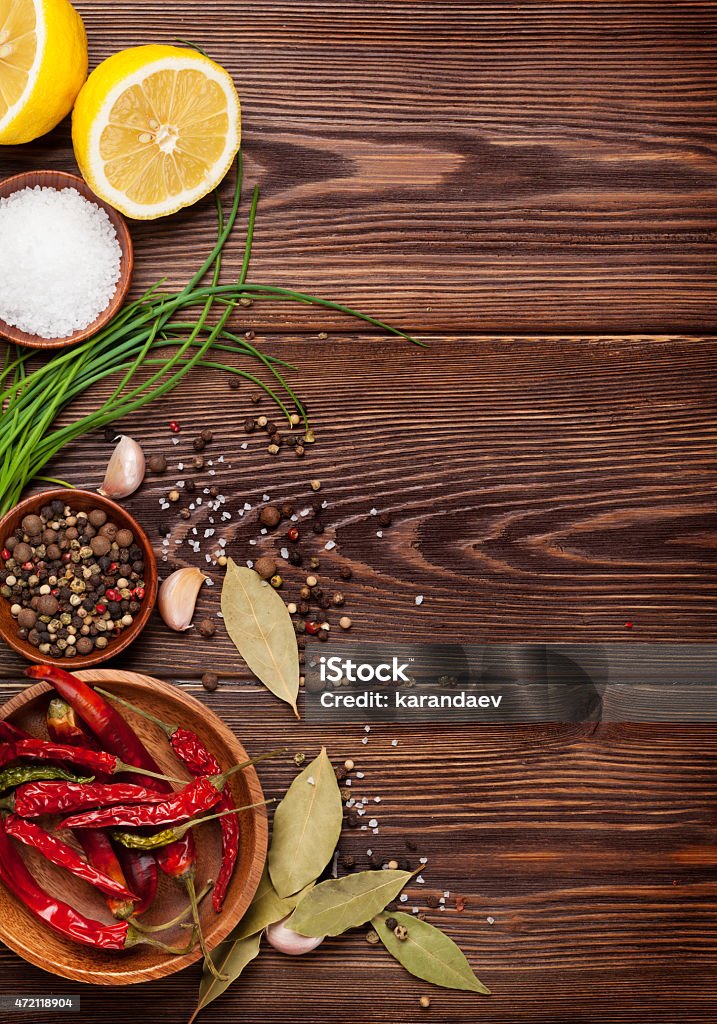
(0, 334), (715, 1022)
(1, 1), (716, 1021)
(1, 2), (715, 333)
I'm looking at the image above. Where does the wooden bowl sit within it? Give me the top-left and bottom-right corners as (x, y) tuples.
(0, 488), (157, 669)
(0, 170), (133, 350)
(0, 670), (268, 984)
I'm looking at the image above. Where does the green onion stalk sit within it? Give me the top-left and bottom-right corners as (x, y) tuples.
(0, 151), (420, 515)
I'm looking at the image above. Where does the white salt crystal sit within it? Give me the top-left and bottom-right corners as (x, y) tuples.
(415, 595), (424, 605)
(399, 894), (408, 903)
(324, 540), (336, 550)
(368, 818), (378, 828)
(0, 186), (121, 339)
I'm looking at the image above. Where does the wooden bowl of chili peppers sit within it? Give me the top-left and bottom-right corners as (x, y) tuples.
(0, 488), (158, 669)
(0, 667), (268, 984)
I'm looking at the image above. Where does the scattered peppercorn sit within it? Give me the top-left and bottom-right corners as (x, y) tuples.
(387, 859), (399, 870)
(167, 489), (180, 503)
(198, 618), (216, 638)
(169, 421), (181, 433)
(344, 759), (354, 771)
(366, 930), (380, 945)
(148, 454), (167, 473)
(259, 506), (281, 529)
(394, 925), (409, 941)
(180, 508), (191, 520)
(332, 592), (345, 607)
(295, 445), (305, 458)
(340, 566), (353, 581)
(201, 672), (219, 692)
(243, 418), (255, 433)
(254, 556), (277, 580)
(378, 511), (393, 527)
(287, 526), (300, 542)
(426, 894), (440, 909)
(419, 996), (431, 1009)
(306, 575), (318, 588)
(341, 853), (355, 869)
(270, 575), (283, 589)
(385, 917), (398, 931)
(339, 616), (352, 630)
(309, 479), (321, 492)
(201, 429), (213, 443)
(312, 522), (324, 535)
(192, 437), (205, 452)
(267, 444), (280, 456)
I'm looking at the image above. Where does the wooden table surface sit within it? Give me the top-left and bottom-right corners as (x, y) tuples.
(1, 2), (716, 1022)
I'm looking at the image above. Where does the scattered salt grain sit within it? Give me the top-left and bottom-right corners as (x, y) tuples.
(324, 540), (336, 550)
(415, 595), (424, 606)
(361, 736), (368, 745)
(487, 916), (495, 925)
(391, 739), (399, 747)
(399, 894), (408, 903)
(0, 186), (122, 339)
(419, 856), (428, 864)
(368, 818), (378, 828)
(307, 776), (315, 786)
(376, 531), (383, 538)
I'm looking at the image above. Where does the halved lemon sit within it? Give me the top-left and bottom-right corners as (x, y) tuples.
(0, 0), (87, 144)
(72, 44), (241, 220)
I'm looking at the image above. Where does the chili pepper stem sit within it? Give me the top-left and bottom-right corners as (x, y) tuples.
(115, 761), (186, 785)
(95, 688), (176, 739)
(126, 923), (198, 955)
(130, 880), (213, 933)
(213, 748), (287, 790)
(185, 873), (227, 982)
(175, 800), (275, 839)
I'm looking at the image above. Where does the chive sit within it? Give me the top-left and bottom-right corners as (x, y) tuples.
(0, 152), (420, 514)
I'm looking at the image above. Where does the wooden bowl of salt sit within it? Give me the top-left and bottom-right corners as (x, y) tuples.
(0, 170), (133, 350)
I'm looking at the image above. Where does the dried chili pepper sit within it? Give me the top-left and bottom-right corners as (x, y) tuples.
(3, 814), (139, 902)
(0, 766), (92, 795)
(1, 779), (168, 817)
(0, 720), (29, 742)
(24, 666), (176, 789)
(0, 817), (195, 953)
(115, 845), (159, 918)
(96, 686), (267, 912)
(0, 738), (183, 783)
(46, 698), (157, 922)
(111, 801), (270, 851)
(46, 698), (99, 749)
(61, 753), (277, 831)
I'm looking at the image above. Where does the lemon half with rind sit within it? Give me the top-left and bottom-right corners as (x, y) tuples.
(0, 0), (87, 144)
(72, 44), (241, 220)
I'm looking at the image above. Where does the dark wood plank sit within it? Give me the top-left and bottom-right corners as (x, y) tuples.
(2, 333), (716, 680)
(1, 2), (716, 333)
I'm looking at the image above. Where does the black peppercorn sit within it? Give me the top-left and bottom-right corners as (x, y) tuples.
(312, 522), (324, 535)
(288, 550), (303, 567)
(385, 916), (398, 931)
(192, 437), (205, 452)
(340, 566), (353, 581)
(378, 511), (393, 527)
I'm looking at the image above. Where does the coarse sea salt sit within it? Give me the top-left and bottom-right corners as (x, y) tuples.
(0, 186), (121, 339)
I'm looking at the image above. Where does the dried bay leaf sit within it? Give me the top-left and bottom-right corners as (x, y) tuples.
(233, 865), (313, 942)
(189, 931), (261, 1023)
(289, 869), (413, 937)
(269, 747), (342, 898)
(372, 911), (490, 994)
(221, 558), (300, 716)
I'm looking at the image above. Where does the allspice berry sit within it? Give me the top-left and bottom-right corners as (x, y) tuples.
(202, 672), (219, 691)
(259, 505), (281, 529)
(254, 556), (277, 580)
(198, 618), (216, 638)
(148, 454), (167, 473)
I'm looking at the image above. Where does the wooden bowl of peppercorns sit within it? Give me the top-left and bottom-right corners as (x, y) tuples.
(0, 489), (157, 668)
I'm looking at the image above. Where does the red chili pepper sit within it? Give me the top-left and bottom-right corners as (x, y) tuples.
(0, 817), (193, 953)
(0, 738), (178, 782)
(4, 815), (139, 902)
(46, 698), (99, 749)
(26, 668), (197, 907)
(93, 687), (261, 913)
(115, 846), (158, 918)
(0, 720), (29, 743)
(46, 697), (158, 921)
(24, 666), (176, 789)
(63, 777), (222, 830)
(5, 780), (169, 817)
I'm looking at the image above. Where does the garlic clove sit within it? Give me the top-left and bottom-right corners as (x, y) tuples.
(158, 566), (207, 632)
(98, 435), (146, 500)
(265, 916), (324, 956)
